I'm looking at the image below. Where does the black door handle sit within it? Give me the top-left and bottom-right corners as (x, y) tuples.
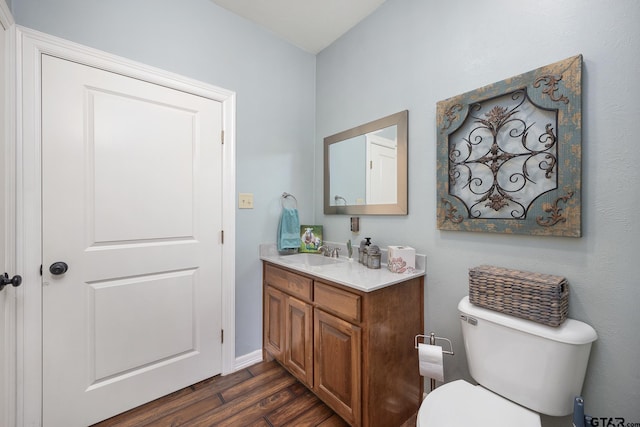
(49, 262), (69, 275)
(0, 273), (22, 291)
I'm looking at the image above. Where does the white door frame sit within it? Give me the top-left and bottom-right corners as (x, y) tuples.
(15, 26), (236, 426)
(1, 1), (16, 427)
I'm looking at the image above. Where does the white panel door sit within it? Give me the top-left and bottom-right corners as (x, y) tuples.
(366, 136), (397, 205)
(41, 54), (223, 427)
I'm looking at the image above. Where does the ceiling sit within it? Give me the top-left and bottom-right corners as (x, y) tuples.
(210, 0), (388, 54)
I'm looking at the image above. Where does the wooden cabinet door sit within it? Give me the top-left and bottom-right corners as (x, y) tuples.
(314, 308), (362, 426)
(264, 285), (285, 362)
(285, 297), (313, 387)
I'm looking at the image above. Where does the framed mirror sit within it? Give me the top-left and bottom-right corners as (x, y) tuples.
(324, 110), (408, 215)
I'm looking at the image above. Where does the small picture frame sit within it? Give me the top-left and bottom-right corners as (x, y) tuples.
(300, 225), (323, 253)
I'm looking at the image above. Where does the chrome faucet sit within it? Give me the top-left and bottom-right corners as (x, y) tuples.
(318, 245), (341, 258)
(318, 245), (332, 257)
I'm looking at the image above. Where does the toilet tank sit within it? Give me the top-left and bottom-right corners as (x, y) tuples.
(458, 296), (597, 416)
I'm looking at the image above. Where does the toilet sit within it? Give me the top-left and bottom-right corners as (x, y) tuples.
(417, 296), (597, 427)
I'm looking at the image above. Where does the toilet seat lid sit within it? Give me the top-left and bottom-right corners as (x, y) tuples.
(417, 380), (541, 427)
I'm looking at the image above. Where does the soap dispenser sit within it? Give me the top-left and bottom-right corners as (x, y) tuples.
(361, 237), (372, 265)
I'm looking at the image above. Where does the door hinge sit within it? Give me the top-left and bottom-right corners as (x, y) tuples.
(221, 130), (224, 145)
(221, 329), (224, 344)
(370, 160), (373, 169)
(221, 230), (224, 244)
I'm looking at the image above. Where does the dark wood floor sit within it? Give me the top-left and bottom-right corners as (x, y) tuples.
(92, 360), (350, 427)
(93, 359), (418, 427)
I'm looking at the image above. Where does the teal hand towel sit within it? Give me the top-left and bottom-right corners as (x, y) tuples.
(277, 208), (300, 251)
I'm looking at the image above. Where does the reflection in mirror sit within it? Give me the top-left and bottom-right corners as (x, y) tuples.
(324, 110), (408, 215)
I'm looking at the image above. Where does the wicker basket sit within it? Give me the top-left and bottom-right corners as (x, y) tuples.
(468, 265), (569, 327)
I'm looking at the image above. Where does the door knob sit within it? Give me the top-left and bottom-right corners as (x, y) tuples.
(0, 273), (22, 291)
(49, 262), (69, 275)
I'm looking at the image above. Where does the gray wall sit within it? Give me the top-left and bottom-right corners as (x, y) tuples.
(316, 0), (640, 425)
(11, 0), (317, 357)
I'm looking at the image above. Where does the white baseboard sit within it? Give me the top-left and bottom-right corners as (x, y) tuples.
(233, 349), (263, 372)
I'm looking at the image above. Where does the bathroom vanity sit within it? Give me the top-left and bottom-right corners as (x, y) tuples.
(261, 249), (425, 427)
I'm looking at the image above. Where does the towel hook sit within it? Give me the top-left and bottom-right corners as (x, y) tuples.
(334, 195), (348, 205)
(281, 192), (297, 208)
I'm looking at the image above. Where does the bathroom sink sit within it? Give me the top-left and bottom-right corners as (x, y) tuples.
(277, 253), (347, 267)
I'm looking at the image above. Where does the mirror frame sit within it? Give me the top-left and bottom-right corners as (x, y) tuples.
(324, 110), (408, 215)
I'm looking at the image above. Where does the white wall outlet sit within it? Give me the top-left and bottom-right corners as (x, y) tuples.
(239, 193), (254, 209)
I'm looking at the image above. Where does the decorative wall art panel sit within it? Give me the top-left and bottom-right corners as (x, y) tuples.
(436, 55), (582, 237)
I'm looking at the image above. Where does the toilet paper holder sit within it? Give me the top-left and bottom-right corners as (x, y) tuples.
(414, 332), (454, 355)
(415, 332), (454, 391)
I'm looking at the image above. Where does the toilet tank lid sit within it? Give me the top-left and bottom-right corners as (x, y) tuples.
(459, 297), (597, 345)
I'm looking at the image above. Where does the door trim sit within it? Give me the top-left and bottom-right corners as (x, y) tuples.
(1, 2), (16, 427)
(15, 26), (236, 426)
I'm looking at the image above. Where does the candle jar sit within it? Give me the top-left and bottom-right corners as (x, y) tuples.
(367, 252), (381, 269)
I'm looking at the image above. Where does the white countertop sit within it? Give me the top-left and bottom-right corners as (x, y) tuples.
(259, 243), (426, 292)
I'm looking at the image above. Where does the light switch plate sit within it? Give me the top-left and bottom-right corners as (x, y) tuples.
(239, 193), (254, 209)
